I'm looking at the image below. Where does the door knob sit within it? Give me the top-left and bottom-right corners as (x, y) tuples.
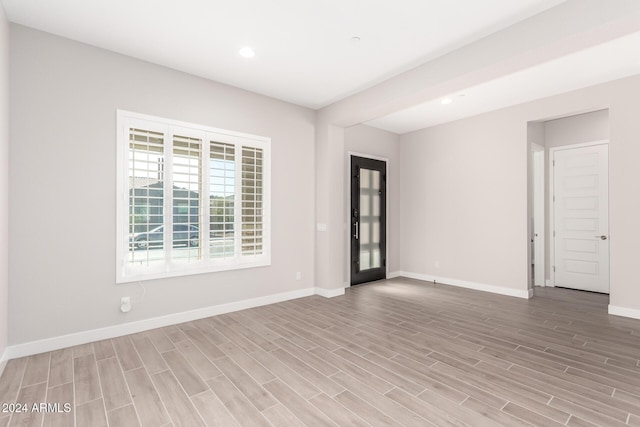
(595, 235), (607, 240)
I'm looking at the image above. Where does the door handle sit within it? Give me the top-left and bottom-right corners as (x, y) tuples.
(354, 221), (359, 240)
(595, 235), (607, 240)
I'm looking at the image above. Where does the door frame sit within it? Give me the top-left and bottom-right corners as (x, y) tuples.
(345, 151), (389, 288)
(531, 143), (545, 287)
(548, 139), (609, 288)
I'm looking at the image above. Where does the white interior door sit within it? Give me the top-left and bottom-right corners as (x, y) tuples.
(553, 143), (609, 293)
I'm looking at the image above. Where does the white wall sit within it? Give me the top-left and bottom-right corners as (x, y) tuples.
(0, 4), (9, 365)
(344, 125), (400, 280)
(399, 75), (640, 311)
(544, 110), (609, 148)
(543, 110), (610, 280)
(9, 25), (316, 345)
(400, 111), (527, 294)
(527, 122), (545, 147)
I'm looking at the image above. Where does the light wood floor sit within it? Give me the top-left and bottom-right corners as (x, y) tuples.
(2, 278), (640, 426)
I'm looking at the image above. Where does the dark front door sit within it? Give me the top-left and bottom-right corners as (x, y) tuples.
(351, 156), (386, 285)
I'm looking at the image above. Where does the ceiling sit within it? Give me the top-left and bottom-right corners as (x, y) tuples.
(2, 0), (567, 110)
(366, 30), (640, 133)
(5, 0), (639, 134)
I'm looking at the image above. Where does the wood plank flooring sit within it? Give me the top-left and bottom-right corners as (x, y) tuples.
(2, 278), (640, 426)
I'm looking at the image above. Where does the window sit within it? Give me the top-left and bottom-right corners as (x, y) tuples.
(117, 111), (270, 283)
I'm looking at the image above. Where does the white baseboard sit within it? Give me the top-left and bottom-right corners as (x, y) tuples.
(5, 287), (315, 360)
(387, 271), (402, 279)
(314, 287), (345, 298)
(0, 349), (8, 378)
(398, 271), (531, 299)
(545, 279), (554, 287)
(608, 304), (640, 320)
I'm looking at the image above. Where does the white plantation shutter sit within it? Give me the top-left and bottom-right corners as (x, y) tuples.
(117, 111), (270, 283)
(128, 128), (165, 268)
(209, 141), (236, 260)
(171, 134), (203, 264)
(241, 147), (264, 256)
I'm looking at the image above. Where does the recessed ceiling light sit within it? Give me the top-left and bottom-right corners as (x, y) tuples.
(441, 97), (453, 105)
(351, 36), (361, 43)
(239, 46), (255, 58)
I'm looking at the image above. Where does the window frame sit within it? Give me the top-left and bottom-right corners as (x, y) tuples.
(116, 110), (271, 283)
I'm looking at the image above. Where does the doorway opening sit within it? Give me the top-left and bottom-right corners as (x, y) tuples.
(527, 109), (610, 294)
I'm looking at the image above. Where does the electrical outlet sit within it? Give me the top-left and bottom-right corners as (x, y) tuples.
(435, 260), (440, 268)
(120, 296), (131, 313)
(296, 272), (302, 280)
